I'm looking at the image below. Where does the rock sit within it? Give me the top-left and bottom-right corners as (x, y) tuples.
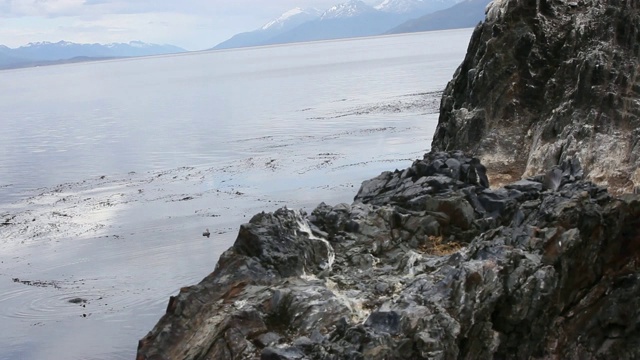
(135, 1), (640, 354)
(261, 347), (305, 360)
(137, 153), (640, 359)
(422, 195), (475, 230)
(364, 311), (403, 336)
(355, 151), (488, 209)
(542, 167), (563, 191)
(433, 0), (640, 192)
(505, 179), (543, 193)
(255, 332), (282, 348)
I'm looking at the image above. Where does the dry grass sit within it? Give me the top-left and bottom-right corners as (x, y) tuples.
(419, 235), (464, 256)
(485, 160), (528, 189)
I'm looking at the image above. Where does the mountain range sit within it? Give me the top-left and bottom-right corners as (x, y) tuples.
(386, 0), (491, 34)
(0, 41), (185, 70)
(0, 0), (491, 70)
(213, 0), (491, 50)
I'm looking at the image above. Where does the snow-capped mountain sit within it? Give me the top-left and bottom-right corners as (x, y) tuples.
(214, 7), (322, 49)
(214, 1), (402, 49)
(387, 0), (491, 34)
(212, 0), (487, 50)
(13, 40), (183, 60)
(0, 41), (185, 69)
(116, 40), (156, 49)
(266, 1), (405, 46)
(375, 0), (463, 15)
(262, 7), (322, 31)
(374, 0), (450, 14)
(25, 40), (75, 47)
(320, 0), (376, 20)
(376, 0), (422, 13)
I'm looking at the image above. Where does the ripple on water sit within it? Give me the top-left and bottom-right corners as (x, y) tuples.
(0, 276), (170, 325)
(0, 286), (96, 322)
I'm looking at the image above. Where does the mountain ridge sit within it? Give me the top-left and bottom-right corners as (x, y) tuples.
(214, 7), (325, 50)
(0, 40), (185, 70)
(386, 0), (492, 34)
(212, 0), (480, 50)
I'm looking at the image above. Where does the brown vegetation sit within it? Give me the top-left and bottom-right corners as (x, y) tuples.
(419, 235), (464, 256)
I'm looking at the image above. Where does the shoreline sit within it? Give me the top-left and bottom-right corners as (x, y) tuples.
(0, 127), (435, 360)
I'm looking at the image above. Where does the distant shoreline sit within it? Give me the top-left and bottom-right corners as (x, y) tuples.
(0, 56), (123, 71)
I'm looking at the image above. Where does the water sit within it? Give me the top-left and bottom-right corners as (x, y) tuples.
(0, 28), (473, 360)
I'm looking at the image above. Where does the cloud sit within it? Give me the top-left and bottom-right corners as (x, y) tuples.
(3, 0), (375, 18)
(0, 11), (213, 48)
(1, 0), (87, 17)
(1, 0), (194, 18)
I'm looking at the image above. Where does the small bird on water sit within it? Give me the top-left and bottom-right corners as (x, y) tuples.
(203, 228), (210, 238)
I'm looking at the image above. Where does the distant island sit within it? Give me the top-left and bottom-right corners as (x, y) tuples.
(0, 41), (185, 70)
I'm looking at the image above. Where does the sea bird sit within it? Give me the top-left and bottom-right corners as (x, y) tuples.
(203, 228), (210, 238)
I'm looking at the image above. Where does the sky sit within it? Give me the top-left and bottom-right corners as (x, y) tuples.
(0, 0), (381, 51)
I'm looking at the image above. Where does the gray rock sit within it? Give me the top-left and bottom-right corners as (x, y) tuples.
(137, 154), (640, 359)
(136, 0), (640, 352)
(261, 347), (305, 360)
(255, 332), (282, 348)
(423, 195), (475, 230)
(505, 179), (543, 193)
(364, 311), (403, 336)
(542, 167), (563, 191)
(432, 0), (640, 192)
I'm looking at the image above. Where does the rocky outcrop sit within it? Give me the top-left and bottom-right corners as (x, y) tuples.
(433, 0), (640, 192)
(137, 152), (640, 359)
(137, 1), (640, 357)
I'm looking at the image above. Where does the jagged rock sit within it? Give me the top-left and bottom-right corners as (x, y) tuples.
(505, 179), (543, 193)
(433, 0), (640, 192)
(355, 151), (488, 206)
(261, 347), (305, 360)
(137, 153), (640, 359)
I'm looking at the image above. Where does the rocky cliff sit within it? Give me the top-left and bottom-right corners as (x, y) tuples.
(433, 0), (640, 192)
(137, 152), (640, 359)
(137, 0), (640, 358)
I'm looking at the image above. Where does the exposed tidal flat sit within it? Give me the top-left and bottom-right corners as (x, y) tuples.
(0, 28), (473, 360)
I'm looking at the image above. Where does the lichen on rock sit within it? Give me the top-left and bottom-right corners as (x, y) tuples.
(433, 0), (640, 192)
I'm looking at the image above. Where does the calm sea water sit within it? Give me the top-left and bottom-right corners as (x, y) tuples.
(0, 29), (472, 360)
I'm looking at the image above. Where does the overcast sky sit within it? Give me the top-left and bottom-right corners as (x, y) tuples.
(0, 0), (382, 50)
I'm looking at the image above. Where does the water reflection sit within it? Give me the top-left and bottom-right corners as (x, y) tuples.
(0, 29), (473, 360)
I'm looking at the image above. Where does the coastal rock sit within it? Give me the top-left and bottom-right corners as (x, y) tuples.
(137, 153), (640, 359)
(433, 0), (640, 192)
